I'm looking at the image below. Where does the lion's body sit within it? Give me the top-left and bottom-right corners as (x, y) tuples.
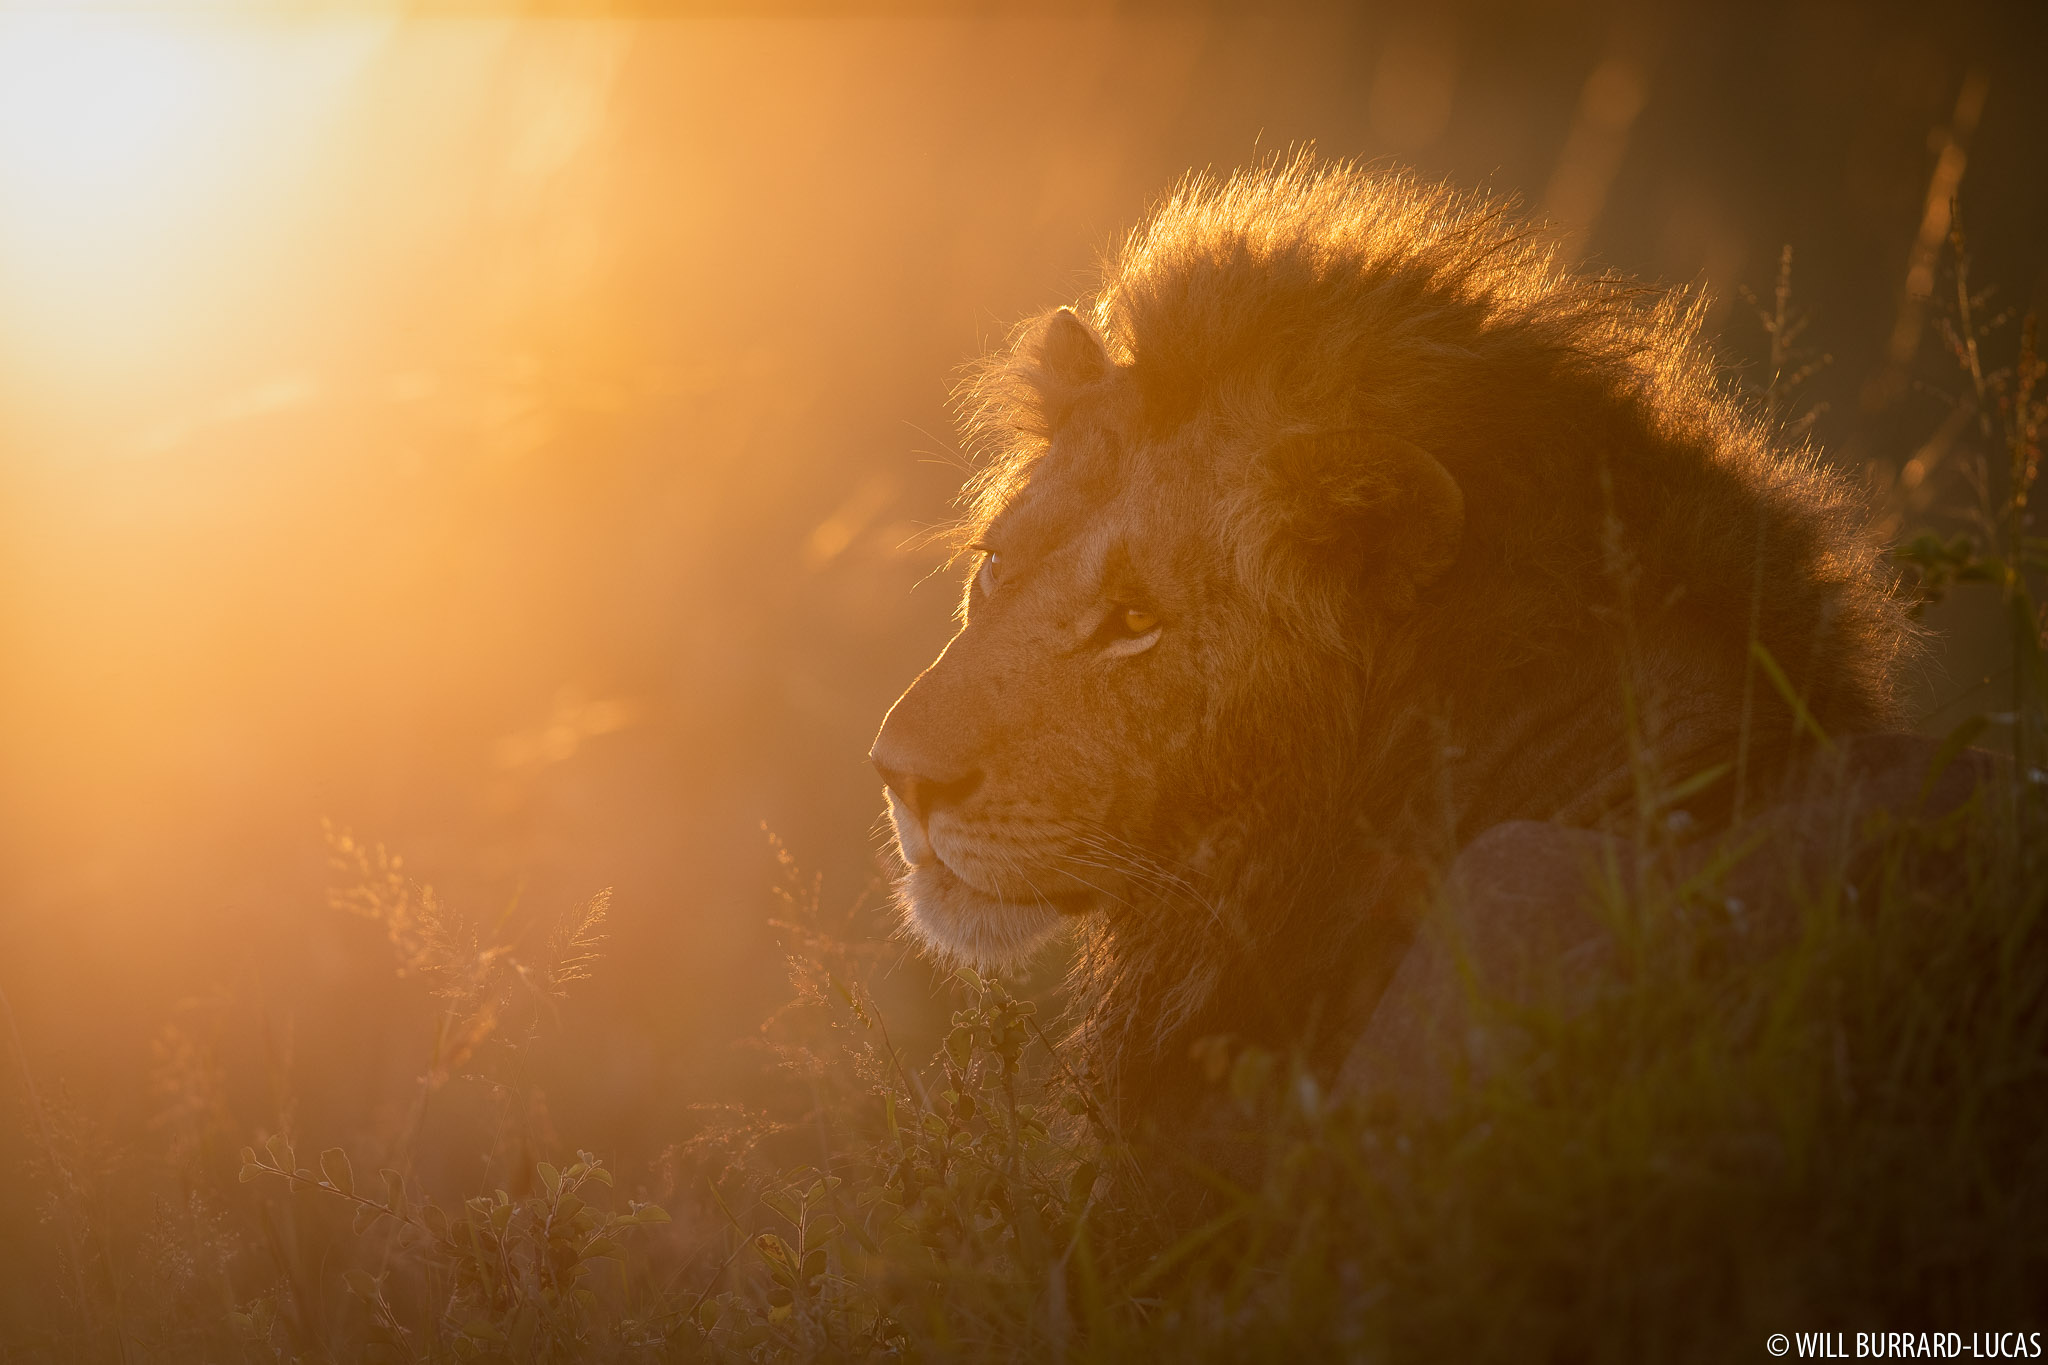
(871, 158), (1912, 1126)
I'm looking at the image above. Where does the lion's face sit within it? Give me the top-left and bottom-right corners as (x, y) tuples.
(871, 306), (1467, 968)
(870, 407), (1229, 966)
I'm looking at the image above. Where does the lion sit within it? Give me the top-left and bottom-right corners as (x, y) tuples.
(868, 156), (1912, 1123)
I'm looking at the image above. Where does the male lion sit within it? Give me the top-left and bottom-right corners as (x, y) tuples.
(869, 157), (1910, 1121)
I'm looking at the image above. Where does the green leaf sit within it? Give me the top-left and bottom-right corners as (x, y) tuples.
(754, 1232), (791, 1267)
(1121, 1205), (1250, 1299)
(1658, 761), (1731, 811)
(806, 1215), (843, 1244)
(381, 1168), (407, 1215)
(343, 1269), (378, 1302)
(581, 1237), (624, 1262)
(954, 966), (984, 994)
(319, 1147), (354, 1197)
(586, 1166), (613, 1187)
(1921, 713), (1991, 805)
(264, 1134), (293, 1173)
(698, 1299), (721, 1330)
(1959, 554), (2005, 582)
(801, 1246), (827, 1284)
(633, 1203), (671, 1225)
(1749, 641), (1836, 753)
(537, 1161), (561, 1197)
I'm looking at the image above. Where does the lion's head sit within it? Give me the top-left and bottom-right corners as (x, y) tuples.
(870, 156), (1907, 1102)
(871, 304), (1464, 971)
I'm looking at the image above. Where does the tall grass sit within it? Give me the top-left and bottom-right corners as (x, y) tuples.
(4, 218), (2045, 1365)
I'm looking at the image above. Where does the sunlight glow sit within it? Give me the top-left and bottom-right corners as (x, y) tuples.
(0, 12), (387, 377)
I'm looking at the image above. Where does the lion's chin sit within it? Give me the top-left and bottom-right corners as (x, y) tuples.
(897, 862), (1064, 969)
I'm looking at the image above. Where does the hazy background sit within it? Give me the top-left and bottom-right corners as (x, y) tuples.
(2, 0), (2044, 1318)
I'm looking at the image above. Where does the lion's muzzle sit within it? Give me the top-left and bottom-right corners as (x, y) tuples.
(870, 676), (987, 872)
(881, 787), (934, 867)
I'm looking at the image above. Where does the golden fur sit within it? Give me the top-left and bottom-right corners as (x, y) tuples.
(869, 155), (1911, 1122)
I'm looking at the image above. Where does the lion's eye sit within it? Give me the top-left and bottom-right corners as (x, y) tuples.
(977, 551), (1001, 596)
(1098, 603), (1163, 656)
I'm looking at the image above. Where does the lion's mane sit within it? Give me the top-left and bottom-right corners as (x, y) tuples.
(949, 156), (1911, 1121)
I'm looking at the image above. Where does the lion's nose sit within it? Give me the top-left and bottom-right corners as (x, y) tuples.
(870, 753), (984, 826)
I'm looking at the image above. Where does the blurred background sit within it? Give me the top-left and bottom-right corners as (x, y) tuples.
(1, 0), (2044, 1321)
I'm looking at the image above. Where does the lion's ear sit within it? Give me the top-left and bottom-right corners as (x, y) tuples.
(1037, 307), (1109, 386)
(1268, 430), (1465, 610)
